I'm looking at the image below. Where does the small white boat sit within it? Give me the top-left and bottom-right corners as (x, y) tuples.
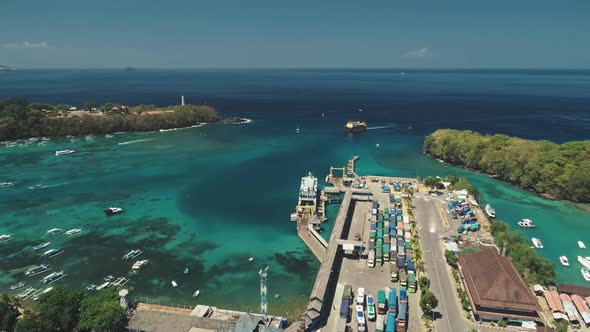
(65, 228), (82, 236)
(248, 257), (254, 262)
(184, 267), (189, 274)
(484, 204), (496, 218)
(532, 238), (543, 249)
(321, 113), (325, 117)
(104, 207), (123, 216)
(193, 290), (200, 298)
(0, 234), (12, 243)
(32, 242), (51, 251)
(45, 228), (63, 236)
(96, 282), (110, 291)
(376, 143), (380, 149)
(581, 268), (590, 282)
(55, 150), (76, 156)
(171, 281), (178, 287)
(296, 125), (300, 134)
(122, 249), (142, 260)
(578, 256), (590, 270)
(43, 248), (63, 258)
(0, 182), (15, 188)
(131, 259), (149, 271)
(518, 219), (536, 229)
(25, 264), (50, 277)
(579, 241), (586, 249)
(559, 256), (570, 267)
(274, 294), (280, 299)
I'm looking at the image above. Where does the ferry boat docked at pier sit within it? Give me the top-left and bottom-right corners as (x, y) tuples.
(532, 238), (543, 249)
(559, 256), (570, 267)
(293, 172), (319, 222)
(345, 121), (367, 133)
(55, 150), (76, 156)
(484, 204), (496, 218)
(25, 264), (50, 277)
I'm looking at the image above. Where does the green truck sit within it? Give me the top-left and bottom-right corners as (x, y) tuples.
(390, 261), (399, 282)
(400, 270), (408, 287)
(383, 243), (390, 262)
(376, 249), (383, 266)
(408, 271), (417, 293)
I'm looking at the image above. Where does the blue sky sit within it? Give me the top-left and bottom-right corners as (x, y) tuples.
(1, 0), (589, 69)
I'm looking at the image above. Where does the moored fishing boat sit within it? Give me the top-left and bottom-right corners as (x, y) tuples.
(559, 256), (570, 267)
(45, 228), (63, 236)
(42, 248), (63, 258)
(32, 242), (51, 251)
(193, 290), (200, 298)
(96, 281), (110, 291)
(579, 241), (586, 249)
(104, 207), (123, 216)
(0, 234), (12, 243)
(131, 259), (149, 271)
(581, 268), (590, 282)
(122, 249), (142, 260)
(532, 238), (543, 249)
(485, 204), (496, 218)
(0, 182), (15, 188)
(55, 150), (76, 156)
(41, 271), (66, 284)
(25, 264), (50, 277)
(171, 281), (178, 287)
(578, 256), (590, 270)
(518, 219), (536, 229)
(65, 228), (82, 236)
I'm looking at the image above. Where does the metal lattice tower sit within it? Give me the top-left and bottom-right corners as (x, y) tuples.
(259, 266), (269, 321)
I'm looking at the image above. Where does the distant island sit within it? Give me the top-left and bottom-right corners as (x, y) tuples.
(0, 65), (15, 71)
(423, 129), (590, 203)
(0, 97), (245, 141)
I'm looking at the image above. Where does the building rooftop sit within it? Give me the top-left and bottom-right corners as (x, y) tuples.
(558, 284), (590, 297)
(458, 247), (538, 313)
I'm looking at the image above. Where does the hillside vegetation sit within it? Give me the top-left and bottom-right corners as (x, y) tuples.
(423, 129), (590, 202)
(0, 98), (220, 141)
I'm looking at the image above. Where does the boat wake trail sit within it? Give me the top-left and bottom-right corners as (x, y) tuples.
(367, 125), (396, 130)
(118, 138), (154, 145)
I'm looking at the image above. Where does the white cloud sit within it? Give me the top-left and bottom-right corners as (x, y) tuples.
(2, 41), (49, 49)
(401, 47), (436, 58)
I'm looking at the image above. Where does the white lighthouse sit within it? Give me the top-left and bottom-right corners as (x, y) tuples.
(181, 95), (185, 106)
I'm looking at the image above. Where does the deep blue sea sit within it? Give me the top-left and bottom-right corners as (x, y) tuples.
(0, 69), (589, 314)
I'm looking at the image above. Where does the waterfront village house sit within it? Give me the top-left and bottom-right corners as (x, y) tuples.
(452, 189), (469, 200)
(457, 247), (540, 322)
(110, 105), (129, 114)
(69, 106), (78, 111)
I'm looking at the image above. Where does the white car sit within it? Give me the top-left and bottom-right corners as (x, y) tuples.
(430, 193), (439, 197)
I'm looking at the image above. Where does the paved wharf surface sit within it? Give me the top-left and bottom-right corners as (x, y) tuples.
(303, 189), (353, 329)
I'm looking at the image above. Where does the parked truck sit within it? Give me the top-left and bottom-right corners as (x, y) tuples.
(406, 257), (415, 272)
(396, 301), (407, 332)
(357, 287), (365, 305)
(376, 313), (385, 332)
(396, 256), (406, 270)
(388, 287), (397, 316)
(400, 270), (407, 287)
(377, 290), (387, 315)
(383, 243), (391, 262)
(390, 261), (399, 282)
(376, 249), (383, 266)
(408, 272), (417, 293)
(368, 249), (375, 268)
(386, 312), (396, 332)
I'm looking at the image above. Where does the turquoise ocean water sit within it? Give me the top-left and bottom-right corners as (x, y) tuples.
(0, 69), (589, 314)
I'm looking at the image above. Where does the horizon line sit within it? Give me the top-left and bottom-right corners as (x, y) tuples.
(4, 67), (590, 71)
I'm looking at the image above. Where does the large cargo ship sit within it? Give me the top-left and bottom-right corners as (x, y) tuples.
(345, 121), (367, 133)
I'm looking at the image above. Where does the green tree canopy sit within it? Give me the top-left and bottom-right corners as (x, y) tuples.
(78, 288), (127, 332)
(15, 311), (55, 332)
(36, 285), (83, 331)
(0, 296), (19, 331)
(420, 289), (439, 318)
(424, 129), (590, 202)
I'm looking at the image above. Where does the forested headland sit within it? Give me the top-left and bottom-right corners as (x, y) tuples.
(423, 129), (590, 203)
(0, 97), (233, 141)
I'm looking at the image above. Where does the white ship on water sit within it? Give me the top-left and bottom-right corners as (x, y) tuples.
(291, 172), (319, 222)
(485, 204), (496, 218)
(55, 150), (76, 156)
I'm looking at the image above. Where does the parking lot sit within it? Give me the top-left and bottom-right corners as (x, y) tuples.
(324, 179), (422, 332)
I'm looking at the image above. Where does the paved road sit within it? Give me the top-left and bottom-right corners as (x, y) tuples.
(414, 195), (468, 332)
